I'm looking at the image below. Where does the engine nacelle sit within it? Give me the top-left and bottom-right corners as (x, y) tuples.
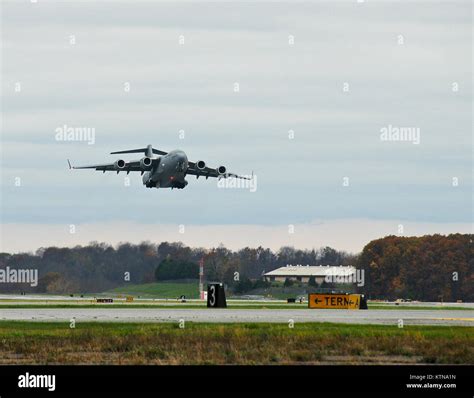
(114, 159), (126, 170)
(217, 165), (227, 175)
(140, 157), (153, 169)
(196, 160), (206, 170)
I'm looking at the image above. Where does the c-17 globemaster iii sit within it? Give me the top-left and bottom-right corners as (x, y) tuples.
(68, 144), (251, 189)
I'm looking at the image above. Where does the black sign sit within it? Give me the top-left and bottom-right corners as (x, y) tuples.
(207, 283), (227, 308)
(96, 298), (113, 303)
(360, 295), (368, 310)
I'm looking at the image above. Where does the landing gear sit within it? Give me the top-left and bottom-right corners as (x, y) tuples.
(144, 179), (187, 189)
(171, 180), (188, 189)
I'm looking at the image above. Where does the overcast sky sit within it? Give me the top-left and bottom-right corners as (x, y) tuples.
(1, 1), (472, 254)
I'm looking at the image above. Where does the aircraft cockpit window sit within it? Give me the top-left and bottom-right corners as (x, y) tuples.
(176, 161), (185, 172)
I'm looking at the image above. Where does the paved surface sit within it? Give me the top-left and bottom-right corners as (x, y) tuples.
(0, 308), (473, 326)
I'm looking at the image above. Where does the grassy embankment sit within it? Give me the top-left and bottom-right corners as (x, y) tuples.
(0, 321), (472, 365)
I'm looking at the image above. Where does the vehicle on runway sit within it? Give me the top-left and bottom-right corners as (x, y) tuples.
(68, 144), (251, 189)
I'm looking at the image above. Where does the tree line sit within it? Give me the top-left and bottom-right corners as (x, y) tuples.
(358, 234), (473, 302)
(0, 234), (472, 301)
(0, 242), (354, 294)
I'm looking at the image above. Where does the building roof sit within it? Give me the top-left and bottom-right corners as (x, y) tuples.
(263, 265), (356, 277)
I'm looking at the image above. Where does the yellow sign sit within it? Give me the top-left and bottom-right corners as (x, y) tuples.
(126, 296), (134, 302)
(308, 294), (361, 310)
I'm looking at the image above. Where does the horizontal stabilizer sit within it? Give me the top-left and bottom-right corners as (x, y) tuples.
(111, 145), (167, 156)
(110, 148), (147, 154)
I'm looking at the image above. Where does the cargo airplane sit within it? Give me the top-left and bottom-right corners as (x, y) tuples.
(68, 145), (251, 189)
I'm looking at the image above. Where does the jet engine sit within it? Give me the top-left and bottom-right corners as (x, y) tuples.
(114, 159), (126, 170)
(216, 166), (227, 175)
(140, 157), (153, 169)
(196, 160), (206, 170)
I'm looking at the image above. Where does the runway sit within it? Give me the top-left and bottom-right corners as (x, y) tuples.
(1, 308), (473, 326)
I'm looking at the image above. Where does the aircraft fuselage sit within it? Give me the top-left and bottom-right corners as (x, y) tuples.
(142, 150), (189, 189)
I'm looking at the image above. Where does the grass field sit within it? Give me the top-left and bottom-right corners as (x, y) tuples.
(0, 321), (472, 365)
(106, 281), (200, 299)
(103, 281), (350, 300)
(103, 281), (313, 300)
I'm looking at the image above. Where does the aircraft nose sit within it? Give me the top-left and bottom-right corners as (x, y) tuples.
(179, 153), (188, 165)
(176, 153), (188, 172)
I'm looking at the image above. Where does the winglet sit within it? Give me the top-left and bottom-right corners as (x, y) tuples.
(67, 159), (73, 169)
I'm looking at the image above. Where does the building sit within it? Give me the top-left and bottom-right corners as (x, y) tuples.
(263, 265), (356, 284)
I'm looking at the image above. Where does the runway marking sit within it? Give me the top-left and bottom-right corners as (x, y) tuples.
(1, 308), (473, 326)
(434, 317), (474, 322)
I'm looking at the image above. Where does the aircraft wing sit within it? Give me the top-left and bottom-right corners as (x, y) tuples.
(186, 161), (251, 180)
(68, 159), (150, 173)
